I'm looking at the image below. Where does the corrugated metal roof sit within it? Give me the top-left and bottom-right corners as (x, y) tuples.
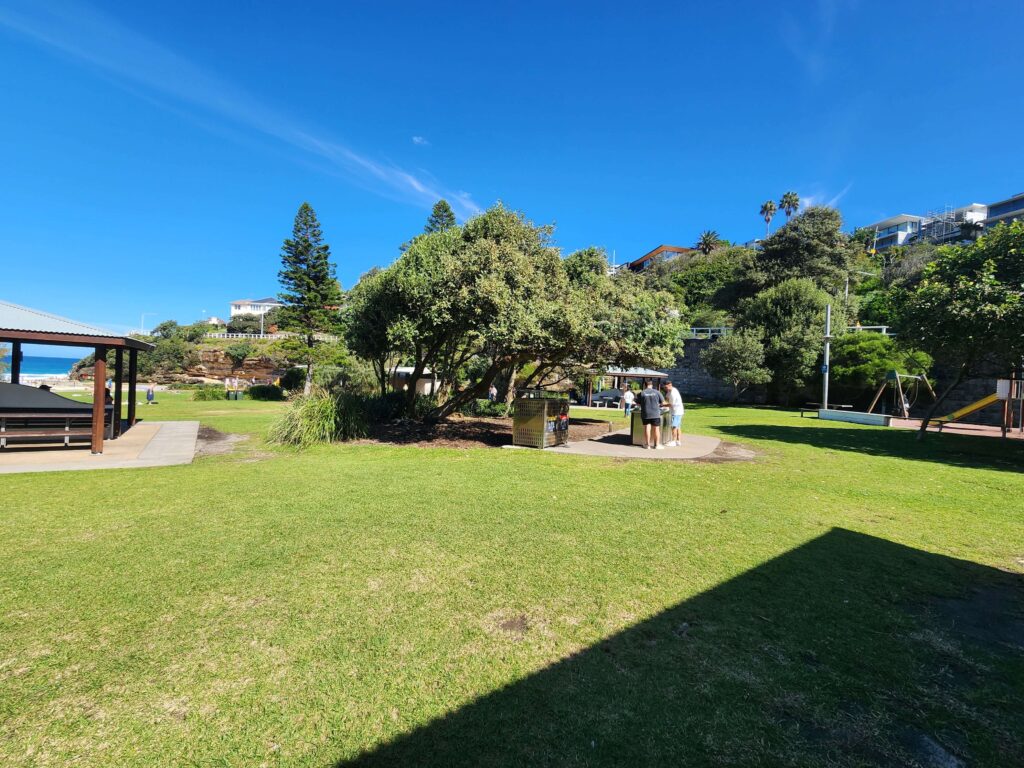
(0, 300), (118, 337)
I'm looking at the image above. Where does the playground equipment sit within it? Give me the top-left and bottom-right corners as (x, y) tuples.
(867, 370), (936, 419)
(934, 378), (1024, 437)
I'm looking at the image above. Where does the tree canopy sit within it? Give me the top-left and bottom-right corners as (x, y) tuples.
(277, 202), (344, 393)
(424, 199), (457, 233)
(753, 206), (853, 292)
(739, 278), (843, 404)
(699, 332), (771, 400)
(893, 221), (1024, 435)
(344, 204), (684, 418)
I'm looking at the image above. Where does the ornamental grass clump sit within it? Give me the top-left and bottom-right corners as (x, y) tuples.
(267, 388), (338, 447)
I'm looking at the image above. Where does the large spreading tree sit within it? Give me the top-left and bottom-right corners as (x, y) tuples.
(277, 202), (344, 394)
(893, 221), (1024, 438)
(345, 204), (684, 419)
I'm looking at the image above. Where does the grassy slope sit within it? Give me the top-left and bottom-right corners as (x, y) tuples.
(1, 397), (1022, 766)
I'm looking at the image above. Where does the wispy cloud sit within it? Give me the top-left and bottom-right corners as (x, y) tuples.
(800, 181), (853, 211)
(779, 0), (856, 84)
(411, 136), (430, 146)
(0, 0), (480, 218)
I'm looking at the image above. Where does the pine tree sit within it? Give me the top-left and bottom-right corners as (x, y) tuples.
(424, 199), (457, 233)
(277, 202), (344, 394)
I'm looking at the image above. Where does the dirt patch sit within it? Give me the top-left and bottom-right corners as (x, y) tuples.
(497, 614), (530, 637)
(696, 440), (760, 463)
(356, 416), (616, 450)
(196, 426), (249, 457)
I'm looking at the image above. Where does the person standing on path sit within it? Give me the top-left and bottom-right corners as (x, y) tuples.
(638, 379), (666, 450)
(622, 387), (635, 418)
(663, 380), (685, 446)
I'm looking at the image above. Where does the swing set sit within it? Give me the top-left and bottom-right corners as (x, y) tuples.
(866, 370), (935, 419)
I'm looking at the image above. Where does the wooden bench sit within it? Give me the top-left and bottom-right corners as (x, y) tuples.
(800, 403), (854, 417)
(0, 411), (110, 448)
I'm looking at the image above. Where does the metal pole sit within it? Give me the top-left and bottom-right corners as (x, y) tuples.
(822, 304), (832, 411)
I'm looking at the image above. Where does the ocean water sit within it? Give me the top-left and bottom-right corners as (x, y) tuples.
(1, 355), (80, 376)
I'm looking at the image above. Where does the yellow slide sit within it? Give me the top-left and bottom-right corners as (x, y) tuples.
(934, 393), (1000, 424)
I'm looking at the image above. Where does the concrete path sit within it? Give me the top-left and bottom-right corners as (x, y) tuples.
(0, 421), (199, 474)
(547, 429), (721, 460)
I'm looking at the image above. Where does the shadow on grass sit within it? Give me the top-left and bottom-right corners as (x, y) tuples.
(717, 422), (1024, 473)
(339, 529), (1024, 767)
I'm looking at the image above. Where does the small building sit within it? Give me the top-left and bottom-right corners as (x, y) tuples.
(391, 367), (438, 396)
(229, 297), (284, 317)
(863, 214), (922, 251)
(984, 192), (1024, 230)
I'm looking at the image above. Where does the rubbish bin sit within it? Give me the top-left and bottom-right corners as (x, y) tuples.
(512, 394), (570, 448)
(631, 409), (671, 446)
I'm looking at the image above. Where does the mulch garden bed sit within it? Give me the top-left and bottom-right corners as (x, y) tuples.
(357, 415), (618, 450)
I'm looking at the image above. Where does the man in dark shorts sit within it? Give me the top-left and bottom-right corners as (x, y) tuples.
(638, 379), (666, 449)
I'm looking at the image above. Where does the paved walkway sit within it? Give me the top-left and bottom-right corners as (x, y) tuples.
(547, 429), (721, 460)
(0, 421), (199, 474)
(890, 418), (1024, 440)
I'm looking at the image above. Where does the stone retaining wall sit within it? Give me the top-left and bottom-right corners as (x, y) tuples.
(660, 338), (768, 404)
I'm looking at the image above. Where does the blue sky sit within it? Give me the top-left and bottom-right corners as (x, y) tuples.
(2, 0), (1022, 355)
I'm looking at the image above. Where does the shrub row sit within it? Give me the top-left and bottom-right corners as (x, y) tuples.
(267, 390), (436, 447)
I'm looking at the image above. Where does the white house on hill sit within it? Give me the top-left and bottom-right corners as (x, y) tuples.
(230, 297), (284, 317)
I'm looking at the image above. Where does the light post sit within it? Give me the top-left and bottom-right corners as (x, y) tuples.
(139, 312), (155, 335)
(822, 304), (832, 411)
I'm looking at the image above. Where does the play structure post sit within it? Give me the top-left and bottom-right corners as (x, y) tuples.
(822, 304), (832, 411)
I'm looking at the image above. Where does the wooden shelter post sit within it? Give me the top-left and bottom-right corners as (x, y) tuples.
(91, 346), (107, 454)
(10, 341), (21, 384)
(113, 347), (124, 438)
(127, 348), (138, 426)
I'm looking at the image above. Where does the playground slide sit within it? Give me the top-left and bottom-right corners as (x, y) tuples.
(934, 393), (999, 424)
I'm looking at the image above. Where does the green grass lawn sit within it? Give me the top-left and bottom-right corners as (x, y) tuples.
(2, 398), (1023, 766)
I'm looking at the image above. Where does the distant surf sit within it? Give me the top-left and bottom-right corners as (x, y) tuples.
(1, 355), (80, 377)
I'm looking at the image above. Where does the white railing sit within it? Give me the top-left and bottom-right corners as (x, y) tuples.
(686, 327), (732, 337)
(205, 332), (339, 341)
(206, 332), (287, 340)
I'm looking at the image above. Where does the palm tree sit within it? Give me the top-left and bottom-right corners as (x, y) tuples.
(760, 200), (777, 237)
(780, 191), (800, 219)
(696, 230), (719, 255)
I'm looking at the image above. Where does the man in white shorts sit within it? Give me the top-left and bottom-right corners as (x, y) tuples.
(663, 381), (684, 446)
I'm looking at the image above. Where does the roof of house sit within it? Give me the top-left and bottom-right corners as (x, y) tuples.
(590, 366), (670, 379)
(0, 300), (153, 350)
(231, 297), (283, 305)
(627, 244), (696, 271)
(863, 214), (922, 229)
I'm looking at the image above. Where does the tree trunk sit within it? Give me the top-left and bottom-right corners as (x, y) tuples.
(303, 335), (314, 396)
(916, 362), (967, 442)
(503, 366), (518, 417)
(430, 359), (507, 421)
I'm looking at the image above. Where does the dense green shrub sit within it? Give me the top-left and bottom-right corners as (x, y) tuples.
(267, 390), (430, 447)
(334, 392), (370, 441)
(460, 398), (510, 417)
(280, 367), (307, 392)
(225, 342), (255, 365)
(191, 385), (226, 401)
(246, 384), (285, 401)
(267, 389), (338, 447)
